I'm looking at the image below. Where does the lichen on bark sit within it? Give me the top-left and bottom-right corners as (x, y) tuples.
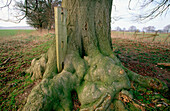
(23, 0), (168, 111)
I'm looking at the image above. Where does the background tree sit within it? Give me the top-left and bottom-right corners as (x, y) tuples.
(163, 24), (170, 33)
(15, 0), (61, 30)
(23, 0), (168, 110)
(143, 26), (155, 32)
(142, 27), (147, 32)
(128, 25), (137, 32)
(123, 28), (126, 31)
(115, 26), (122, 31)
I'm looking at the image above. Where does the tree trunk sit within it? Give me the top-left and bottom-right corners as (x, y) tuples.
(23, 0), (168, 111)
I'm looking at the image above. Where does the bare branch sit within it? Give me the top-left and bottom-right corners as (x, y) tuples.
(129, 0), (170, 21)
(0, 0), (12, 9)
(0, 18), (19, 23)
(128, 0), (132, 10)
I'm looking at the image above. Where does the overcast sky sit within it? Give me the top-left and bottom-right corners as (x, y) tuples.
(0, 0), (169, 30)
(111, 0), (170, 31)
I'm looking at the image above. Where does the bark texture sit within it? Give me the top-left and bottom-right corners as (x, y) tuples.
(24, 0), (168, 111)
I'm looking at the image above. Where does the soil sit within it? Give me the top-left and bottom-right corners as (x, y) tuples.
(112, 38), (170, 87)
(0, 32), (53, 110)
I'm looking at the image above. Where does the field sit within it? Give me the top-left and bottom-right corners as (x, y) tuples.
(112, 32), (170, 110)
(0, 30), (54, 110)
(0, 30), (169, 110)
(0, 30), (34, 38)
(111, 31), (170, 44)
(111, 31), (170, 86)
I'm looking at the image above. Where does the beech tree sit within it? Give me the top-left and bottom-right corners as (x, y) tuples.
(0, 0), (61, 30)
(143, 26), (156, 32)
(23, 0), (168, 111)
(15, 0), (60, 30)
(163, 24), (170, 33)
(1, 0), (169, 110)
(128, 26), (137, 32)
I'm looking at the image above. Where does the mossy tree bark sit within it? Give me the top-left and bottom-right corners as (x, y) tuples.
(24, 0), (168, 111)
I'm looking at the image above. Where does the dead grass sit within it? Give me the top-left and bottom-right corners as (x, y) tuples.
(111, 31), (170, 45)
(112, 37), (170, 110)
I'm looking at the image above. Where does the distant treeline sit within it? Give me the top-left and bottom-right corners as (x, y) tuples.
(114, 24), (170, 33)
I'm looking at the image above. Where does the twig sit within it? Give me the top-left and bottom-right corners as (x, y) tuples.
(164, 35), (169, 43)
(157, 63), (170, 67)
(0, 58), (11, 66)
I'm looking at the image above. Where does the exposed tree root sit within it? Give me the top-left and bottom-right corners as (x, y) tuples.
(24, 43), (168, 111)
(123, 66), (168, 92)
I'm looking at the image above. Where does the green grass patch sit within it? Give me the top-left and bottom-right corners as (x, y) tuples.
(0, 29), (34, 38)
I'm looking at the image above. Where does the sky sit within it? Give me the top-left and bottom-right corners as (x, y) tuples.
(0, 0), (28, 27)
(111, 0), (170, 30)
(0, 0), (169, 30)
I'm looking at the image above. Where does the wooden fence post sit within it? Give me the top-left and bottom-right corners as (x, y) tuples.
(134, 31), (137, 40)
(54, 7), (67, 72)
(134, 30), (139, 40)
(152, 31), (158, 42)
(143, 31), (145, 38)
(164, 33), (170, 43)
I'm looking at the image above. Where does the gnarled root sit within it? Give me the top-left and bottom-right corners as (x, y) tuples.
(123, 67), (168, 92)
(24, 42), (87, 110)
(24, 44), (168, 111)
(26, 40), (57, 80)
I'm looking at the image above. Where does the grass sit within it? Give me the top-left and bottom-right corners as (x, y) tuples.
(0, 30), (169, 110)
(112, 38), (170, 110)
(0, 30), (34, 38)
(111, 31), (170, 43)
(0, 30), (54, 110)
